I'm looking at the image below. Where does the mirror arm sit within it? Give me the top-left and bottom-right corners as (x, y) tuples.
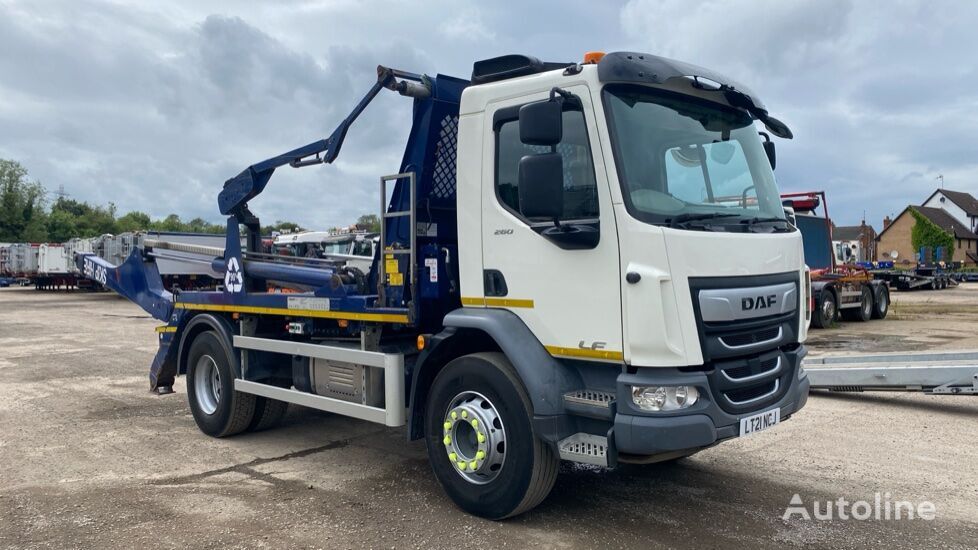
(549, 86), (573, 102)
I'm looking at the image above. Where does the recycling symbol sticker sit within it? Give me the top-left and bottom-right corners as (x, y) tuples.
(224, 256), (243, 293)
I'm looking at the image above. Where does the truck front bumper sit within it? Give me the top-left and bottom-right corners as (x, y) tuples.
(612, 344), (809, 458)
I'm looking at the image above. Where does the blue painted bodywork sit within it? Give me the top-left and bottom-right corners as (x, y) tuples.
(76, 251), (173, 321)
(75, 66), (469, 388)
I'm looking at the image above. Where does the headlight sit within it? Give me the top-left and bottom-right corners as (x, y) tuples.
(631, 385), (699, 412)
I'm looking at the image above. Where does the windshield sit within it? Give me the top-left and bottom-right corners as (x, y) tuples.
(603, 84), (788, 231)
(321, 240), (354, 255)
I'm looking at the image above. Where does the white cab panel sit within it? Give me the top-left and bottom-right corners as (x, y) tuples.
(479, 85), (623, 360)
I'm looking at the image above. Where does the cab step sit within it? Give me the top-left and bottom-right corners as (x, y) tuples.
(558, 433), (609, 466)
(562, 390), (615, 419)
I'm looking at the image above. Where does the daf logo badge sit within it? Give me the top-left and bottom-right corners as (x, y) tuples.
(742, 294), (777, 311)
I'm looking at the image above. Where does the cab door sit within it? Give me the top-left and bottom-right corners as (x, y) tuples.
(478, 86), (623, 362)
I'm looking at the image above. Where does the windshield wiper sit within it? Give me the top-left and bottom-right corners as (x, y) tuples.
(666, 212), (740, 228)
(740, 216), (787, 225)
(740, 216), (790, 232)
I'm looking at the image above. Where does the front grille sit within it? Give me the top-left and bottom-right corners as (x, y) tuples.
(710, 352), (792, 414)
(725, 381), (778, 403)
(719, 326), (781, 348)
(723, 356), (779, 380)
(689, 272), (801, 414)
(689, 272), (800, 362)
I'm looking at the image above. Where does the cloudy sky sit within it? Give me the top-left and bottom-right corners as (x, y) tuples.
(2, 0), (977, 230)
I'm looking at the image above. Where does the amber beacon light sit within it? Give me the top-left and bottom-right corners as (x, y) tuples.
(583, 51), (606, 64)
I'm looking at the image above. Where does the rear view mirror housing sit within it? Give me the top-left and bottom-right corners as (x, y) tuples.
(519, 100), (562, 146)
(759, 131), (776, 170)
(518, 152), (564, 220)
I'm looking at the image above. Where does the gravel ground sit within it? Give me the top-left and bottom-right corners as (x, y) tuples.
(1, 285), (977, 549)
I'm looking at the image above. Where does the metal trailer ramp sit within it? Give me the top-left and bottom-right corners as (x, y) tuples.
(804, 350), (978, 395)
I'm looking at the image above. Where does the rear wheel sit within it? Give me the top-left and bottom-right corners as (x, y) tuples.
(425, 352), (558, 519)
(845, 286), (872, 322)
(249, 396), (289, 432)
(812, 290), (837, 328)
(186, 331), (255, 437)
(872, 286), (889, 319)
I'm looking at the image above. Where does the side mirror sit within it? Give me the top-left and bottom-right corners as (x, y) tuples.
(518, 152), (563, 220)
(763, 140), (776, 170)
(759, 131), (776, 170)
(519, 101), (562, 145)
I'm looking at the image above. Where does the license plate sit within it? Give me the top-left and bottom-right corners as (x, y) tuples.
(739, 408), (781, 437)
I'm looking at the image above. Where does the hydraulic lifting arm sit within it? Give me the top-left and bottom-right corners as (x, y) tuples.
(217, 66), (431, 220)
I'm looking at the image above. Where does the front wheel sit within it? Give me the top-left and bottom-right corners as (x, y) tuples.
(186, 331), (256, 437)
(811, 290), (837, 328)
(425, 352), (558, 519)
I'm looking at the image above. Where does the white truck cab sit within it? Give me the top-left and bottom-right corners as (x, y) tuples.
(452, 52), (810, 464)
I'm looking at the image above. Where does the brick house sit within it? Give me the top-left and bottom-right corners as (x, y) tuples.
(877, 206), (978, 266)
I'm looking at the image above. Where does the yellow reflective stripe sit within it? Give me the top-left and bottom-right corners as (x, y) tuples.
(460, 296), (535, 308)
(545, 346), (624, 361)
(155, 326), (177, 333)
(173, 302), (409, 323)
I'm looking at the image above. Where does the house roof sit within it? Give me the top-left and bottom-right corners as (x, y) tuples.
(877, 205), (978, 241)
(915, 206), (978, 240)
(833, 225), (875, 241)
(923, 188), (978, 216)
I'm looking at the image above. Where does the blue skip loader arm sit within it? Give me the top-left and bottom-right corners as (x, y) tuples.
(76, 251), (173, 322)
(77, 250), (183, 392)
(217, 66), (430, 219)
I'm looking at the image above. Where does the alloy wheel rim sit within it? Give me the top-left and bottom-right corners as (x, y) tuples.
(441, 391), (506, 485)
(194, 355), (221, 415)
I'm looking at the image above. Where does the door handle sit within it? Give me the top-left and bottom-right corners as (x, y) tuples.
(625, 272), (641, 284)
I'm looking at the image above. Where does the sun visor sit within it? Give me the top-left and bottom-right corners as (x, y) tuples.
(598, 52), (793, 139)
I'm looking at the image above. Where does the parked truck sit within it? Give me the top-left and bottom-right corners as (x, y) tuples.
(272, 228), (377, 272)
(77, 51), (810, 518)
(781, 191), (889, 328)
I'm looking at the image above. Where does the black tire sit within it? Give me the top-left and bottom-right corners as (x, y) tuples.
(871, 286), (889, 320)
(811, 290), (837, 328)
(248, 397), (289, 432)
(186, 331), (255, 437)
(845, 286), (872, 322)
(425, 352), (558, 519)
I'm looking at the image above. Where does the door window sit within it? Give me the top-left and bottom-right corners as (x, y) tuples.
(495, 108), (599, 222)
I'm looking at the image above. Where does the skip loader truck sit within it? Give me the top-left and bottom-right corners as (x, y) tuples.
(78, 51), (811, 518)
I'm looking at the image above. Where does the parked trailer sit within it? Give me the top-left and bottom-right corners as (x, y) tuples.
(77, 51), (810, 518)
(781, 191), (889, 328)
(805, 350), (978, 395)
(7, 243), (39, 279)
(872, 265), (954, 291)
(35, 243), (78, 290)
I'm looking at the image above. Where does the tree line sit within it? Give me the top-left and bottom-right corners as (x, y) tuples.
(0, 159), (312, 242)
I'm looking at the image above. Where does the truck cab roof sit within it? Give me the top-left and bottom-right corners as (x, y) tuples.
(463, 51), (789, 138)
